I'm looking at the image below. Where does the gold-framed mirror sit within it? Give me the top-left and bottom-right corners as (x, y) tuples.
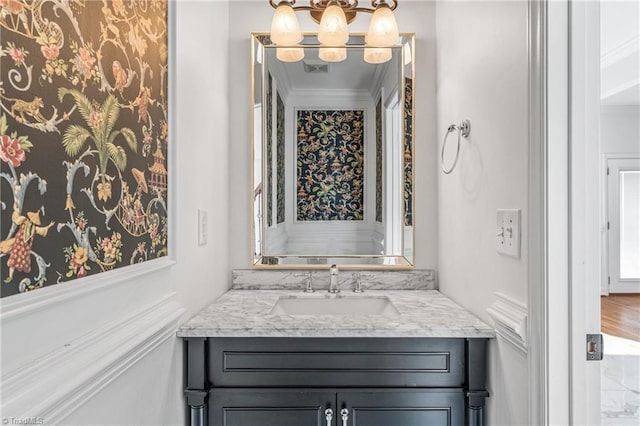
(251, 33), (415, 268)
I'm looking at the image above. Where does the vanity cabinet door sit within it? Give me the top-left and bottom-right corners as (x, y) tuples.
(209, 389), (335, 426)
(337, 389), (465, 426)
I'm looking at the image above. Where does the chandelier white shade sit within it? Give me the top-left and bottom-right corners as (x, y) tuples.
(364, 47), (392, 64)
(319, 46), (347, 62)
(317, 3), (349, 45)
(366, 3), (399, 47)
(268, 0), (399, 63)
(270, 3), (303, 45)
(276, 47), (305, 62)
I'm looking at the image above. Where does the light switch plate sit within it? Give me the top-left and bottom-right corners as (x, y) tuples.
(496, 209), (521, 258)
(198, 209), (207, 246)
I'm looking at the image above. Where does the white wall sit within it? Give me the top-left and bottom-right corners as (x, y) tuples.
(0, 2), (230, 425)
(228, 0), (437, 270)
(435, 1), (529, 425)
(601, 0), (639, 55)
(601, 106), (640, 154)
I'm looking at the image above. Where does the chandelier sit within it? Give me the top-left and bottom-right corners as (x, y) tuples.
(269, 0), (399, 64)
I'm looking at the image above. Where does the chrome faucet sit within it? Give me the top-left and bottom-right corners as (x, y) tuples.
(328, 264), (340, 293)
(352, 272), (373, 292)
(295, 272), (314, 293)
(353, 272), (364, 293)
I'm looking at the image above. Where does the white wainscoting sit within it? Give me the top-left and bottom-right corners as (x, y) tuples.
(285, 226), (381, 254)
(1, 292), (184, 424)
(265, 224), (288, 254)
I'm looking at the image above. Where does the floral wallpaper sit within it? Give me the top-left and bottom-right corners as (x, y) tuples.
(404, 78), (413, 227)
(0, 0), (168, 298)
(375, 98), (382, 223)
(276, 91), (284, 224)
(296, 110), (364, 221)
(265, 73), (273, 227)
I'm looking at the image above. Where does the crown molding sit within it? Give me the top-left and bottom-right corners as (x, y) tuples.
(601, 35), (640, 69)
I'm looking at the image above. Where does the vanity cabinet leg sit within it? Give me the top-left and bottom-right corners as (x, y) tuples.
(466, 393), (486, 426)
(185, 390), (207, 426)
(466, 338), (489, 426)
(466, 405), (483, 426)
(190, 406), (204, 426)
(185, 338), (208, 426)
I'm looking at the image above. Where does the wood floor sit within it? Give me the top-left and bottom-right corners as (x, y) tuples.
(601, 294), (640, 342)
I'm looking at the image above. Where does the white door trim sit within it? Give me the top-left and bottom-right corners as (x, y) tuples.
(528, 0), (598, 424)
(528, 1), (612, 424)
(606, 156), (640, 293)
(527, 0), (551, 424)
(547, 1), (572, 424)
(568, 1), (603, 424)
(602, 153), (640, 293)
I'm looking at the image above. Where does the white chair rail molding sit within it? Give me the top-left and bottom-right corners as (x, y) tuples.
(486, 292), (528, 353)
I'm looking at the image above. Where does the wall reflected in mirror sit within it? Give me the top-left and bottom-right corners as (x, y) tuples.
(252, 34), (415, 268)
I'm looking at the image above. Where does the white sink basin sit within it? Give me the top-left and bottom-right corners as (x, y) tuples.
(269, 295), (400, 316)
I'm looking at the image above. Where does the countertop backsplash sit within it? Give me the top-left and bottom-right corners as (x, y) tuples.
(232, 269), (437, 291)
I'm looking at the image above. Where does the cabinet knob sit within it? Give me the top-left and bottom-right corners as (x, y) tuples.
(341, 408), (349, 425)
(325, 408), (333, 425)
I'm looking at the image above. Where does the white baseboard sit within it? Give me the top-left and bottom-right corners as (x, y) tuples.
(609, 282), (640, 294)
(486, 292), (528, 354)
(1, 292), (185, 423)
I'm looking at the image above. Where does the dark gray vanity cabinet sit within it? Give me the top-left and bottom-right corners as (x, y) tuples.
(339, 390), (465, 425)
(209, 389), (333, 426)
(184, 337), (488, 426)
(209, 389), (464, 426)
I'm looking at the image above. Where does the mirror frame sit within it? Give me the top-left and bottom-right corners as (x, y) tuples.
(250, 32), (416, 269)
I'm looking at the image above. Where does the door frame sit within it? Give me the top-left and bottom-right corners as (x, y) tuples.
(528, 0), (604, 425)
(527, 0), (573, 423)
(526, 0), (550, 422)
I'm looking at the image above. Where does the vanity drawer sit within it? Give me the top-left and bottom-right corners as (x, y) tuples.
(207, 337), (465, 388)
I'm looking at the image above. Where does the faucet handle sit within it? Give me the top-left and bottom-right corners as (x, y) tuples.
(294, 272), (314, 292)
(353, 272), (375, 292)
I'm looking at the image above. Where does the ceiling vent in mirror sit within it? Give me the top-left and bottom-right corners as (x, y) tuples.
(303, 61), (329, 74)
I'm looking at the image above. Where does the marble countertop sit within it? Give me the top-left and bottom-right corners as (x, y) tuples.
(177, 289), (495, 339)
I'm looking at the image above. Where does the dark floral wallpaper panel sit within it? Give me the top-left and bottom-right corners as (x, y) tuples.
(265, 73), (273, 227)
(375, 98), (382, 223)
(404, 78), (413, 227)
(0, 0), (169, 298)
(297, 110), (364, 221)
(276, 91), (284, 224)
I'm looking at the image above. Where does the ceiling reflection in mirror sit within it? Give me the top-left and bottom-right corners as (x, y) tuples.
(251, 33), (415, 268)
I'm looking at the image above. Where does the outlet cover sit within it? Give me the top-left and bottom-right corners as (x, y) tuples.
(496, 209), (521, 258)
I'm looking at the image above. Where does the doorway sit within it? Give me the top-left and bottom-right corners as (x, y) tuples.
(600, 145), (640, 426)
(605, 157), (640, 294)
(598, 1), (640, 424)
